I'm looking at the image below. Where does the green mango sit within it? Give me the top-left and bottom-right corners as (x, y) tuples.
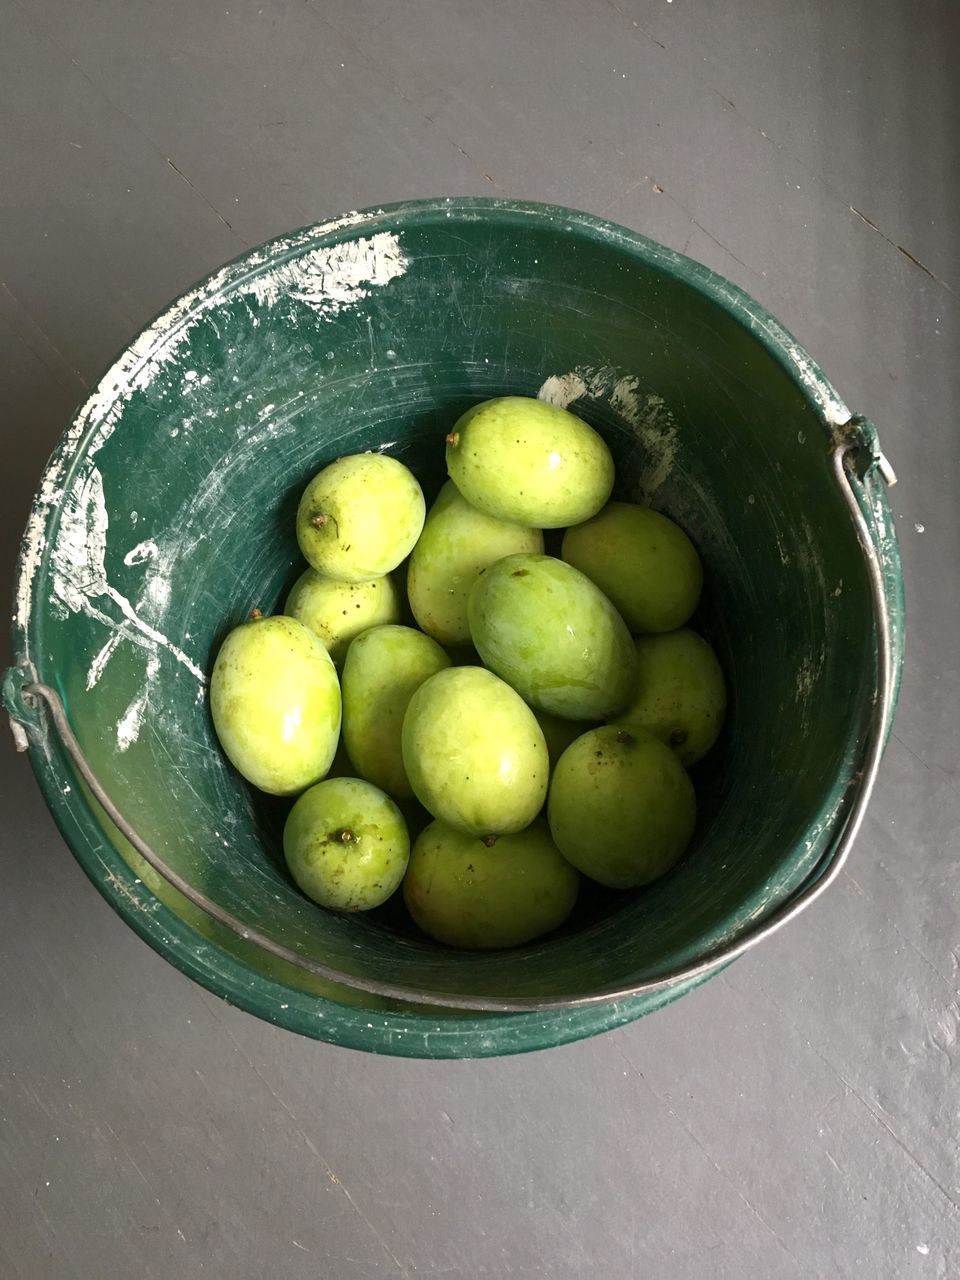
(401, 666), (548, 835)
(547, 725), (696, 888)
(210, 614), (341, 795)
(285, 567), (401, 666)
(468, 553), (636, 719)
(561, 501), (702, 633)
(403, 818), (579, 949)
(342, 624), (451, 799)
(407, 480), (543, 645)
(445, 396), (614, 527)
(616, 629), (726, 765)
(296, 453), (425, 582)
(284, 777), (409, 911)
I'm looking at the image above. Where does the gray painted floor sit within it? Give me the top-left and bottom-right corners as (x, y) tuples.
(2, 2), (958, 1277)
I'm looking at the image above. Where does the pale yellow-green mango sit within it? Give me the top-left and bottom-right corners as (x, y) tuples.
(407, 480), (543, 645)
(547, 725), (695, 888)
(210, 614), (341, 795)
(445, 396), (614, 528)
(561, 501), (702, 633)
(284, 777), (409, 911)
(401, 666), (548, 836)
(616, 629), (726, 765)
(296, 453), (425, 582)
(342, 625), (451, 799)
(468, 553), (636, 720)
(403, 818), (578, 949)
(285, 567), (401, 666)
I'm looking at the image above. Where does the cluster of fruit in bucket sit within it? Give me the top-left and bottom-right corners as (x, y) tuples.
(210, 396), (726, 950)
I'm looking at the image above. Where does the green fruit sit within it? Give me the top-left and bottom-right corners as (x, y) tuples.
(561, 501), (702, 633)
(533, 708), (589, 768)
(616, 629), (726, 766)
(401, 666), (548, 835)
(283, 778), (409, 911)
(296, 453), (425, 582)
(445, 396), (614, 528)
(285, 567), (401, 666)
(468, 553), (636, 720)
(407, 480), (544, 645)
(403, 818), (579, 949)
(342, 624), (451, 799)
(210, 614), (341, 795)
(547, 726), (696, 888)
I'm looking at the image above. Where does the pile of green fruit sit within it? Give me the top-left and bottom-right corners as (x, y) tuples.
(210, 396), (726, 950)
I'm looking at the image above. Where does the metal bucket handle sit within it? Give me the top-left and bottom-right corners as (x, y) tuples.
(7, 436), (897, 1014)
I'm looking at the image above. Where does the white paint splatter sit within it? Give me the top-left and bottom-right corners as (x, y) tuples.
(50, 466), (205, 684)
(795, 650), (825, 706)
(86, 630), (124, 691)
(538, 366), (680, 496)
(116, 653), (161, 752)
(783, 341), (851, 426)
(538, 371), (588, 409)
(51, 467), (110, 613)
(242, 232), (406, 316)
(123, 539), (159, 566)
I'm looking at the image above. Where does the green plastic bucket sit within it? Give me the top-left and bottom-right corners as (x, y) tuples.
(5, 198), (904, 1059)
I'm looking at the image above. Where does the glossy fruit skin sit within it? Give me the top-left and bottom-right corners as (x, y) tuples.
(342, 624), (451, 799)
(468, 553), (636, 720)
(296, 453), (425, 582)
(283, 778), (409, 911)
(403, 818), (579, 949)
(285, 567), (401, 667)
(547, 725), (696, 888)
(616, 629), (726, 766)
(445, 396), (614, 528)
(401, 666), (548, 836)
(561, 501), (702, 633)
(210, 614), (341, 795)
(407, 480), (544, 645)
